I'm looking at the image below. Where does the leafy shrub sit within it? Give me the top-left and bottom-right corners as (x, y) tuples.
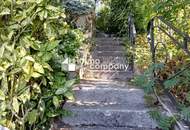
(121, 0), (190, 128)
(96, 5), (110, 32)
(106, 0), (190, 34)
(150, 110), (176, 130)
(0, 0), (83, 129)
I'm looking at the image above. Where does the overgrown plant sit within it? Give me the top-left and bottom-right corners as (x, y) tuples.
(118, 0), (190, 129)
(107, 0), (190, 34)
(134, 61), (190, 129)
(149, 110), (177, 130)
(96, 5), (110, 33)
(0, 0), (83, 129)
(133, 63), (179, 130)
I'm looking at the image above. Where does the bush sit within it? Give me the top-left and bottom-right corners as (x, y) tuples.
(0, 0), (83, 129)
(96, 6), (110, 32)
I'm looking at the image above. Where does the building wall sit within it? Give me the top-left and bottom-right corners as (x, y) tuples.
(74, 11), (96, 79)
(75, 11), (96, 39)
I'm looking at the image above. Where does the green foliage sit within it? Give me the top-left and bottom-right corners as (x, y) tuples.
(134, 63), (164, 93)
(0, 0), (83, 129)
(186, 92), (190, 102)
(126, 35), (151, 71)
(153, 0), (190, 33)
(164, 79), (180, 89)
(133, 63), (187, 128)
(143, 94), (157, 107)
(134, 62), (190, 124)
(136, 0), (190, 32)
(101, 0), (190, 34)
(108, 0), (131, 34)
(150, 110), (176, 130)
(104, 0), (154, 33)
(96, 6), (110, 32)
(123, 0), (190, 127)
(180, 107), (190, 122)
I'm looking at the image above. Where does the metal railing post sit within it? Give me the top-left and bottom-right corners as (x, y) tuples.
(149, 19), (156, 64)
(128, 14), (136, 72)
(184, 37), (188, 53)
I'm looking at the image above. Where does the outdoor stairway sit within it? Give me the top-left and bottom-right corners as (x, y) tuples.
(84, 38), (133, 81)
(58, 37), (157, 130)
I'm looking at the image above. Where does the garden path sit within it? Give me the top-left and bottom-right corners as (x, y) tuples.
(58, 37), (158, 130)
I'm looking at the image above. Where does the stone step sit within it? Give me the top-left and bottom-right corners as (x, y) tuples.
(95, 37), (123, 41)
(89, 55), (127, 61)
(58, 80), (157, 129)
(56, 37), (157, 130)
(95, 43), (124, 47)
(85, 65), (134, 72)
(85, 63), (129, 71)
(88, 56), (128, 64)
(59, 126), (157, 130)
(69, 85), (147, 107)
(79, 80), (133, 88)
(83, 70), (133, 81)
(95, 46), (124, 51)
(95, 41), (123, 46)
(61, 104), (157, 129)
(86, 56), (129, 71)
(95, 38), (123, 46)
(92, 51), (125, 57)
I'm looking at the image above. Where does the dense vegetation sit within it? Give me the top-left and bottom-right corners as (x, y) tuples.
(96, 0), (190, 129)
(0, 0), (84, 129)
(96, 0), (190, 33)
(0, 0), (190, 129)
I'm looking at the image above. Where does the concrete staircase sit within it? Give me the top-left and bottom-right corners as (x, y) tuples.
(84, 38), (133, 81)
(57, 37), (157, 130)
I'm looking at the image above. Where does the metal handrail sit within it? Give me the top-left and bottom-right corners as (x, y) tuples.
(148, 16), (190, 63)
(147, 16), (190, 124)
(128, 14), (136, 71)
